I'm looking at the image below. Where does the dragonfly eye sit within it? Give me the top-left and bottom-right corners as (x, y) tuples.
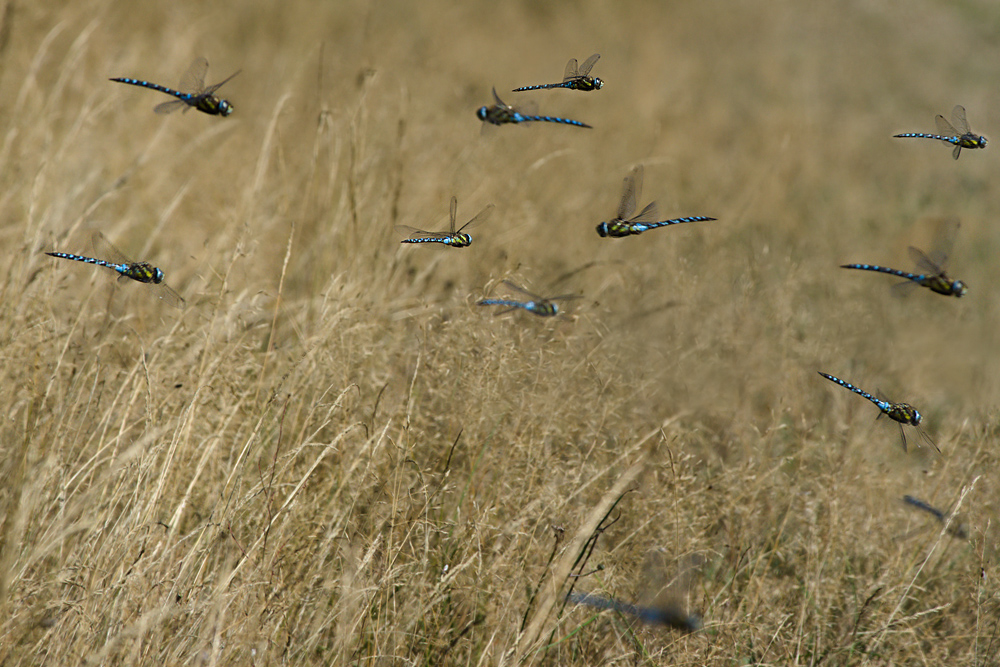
(981, 136), (988, 147)
(153, 268), (165, 284)
(953, 280), (968, 297)
(593, 77), (604, 89)
(596, 223), (608, 237)
(476, 106), (488, 120)
(220, 101), (233, 116)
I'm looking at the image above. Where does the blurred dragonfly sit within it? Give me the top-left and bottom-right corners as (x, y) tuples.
(477, 280), (579, 317)
(818, 372), (938, 453)
(567, 550), (702, 633)
(512, 53), (604, 92)
(596, 165), (715, 238)
(396, 196), (494, 248)
(46, 232), (184, 308)
(111, 57), (239, 116)
(841, 217), (967, 298)
(903, 495), (968, 539)
(476, 88), (592, 128)
(893, 105), (987, 159)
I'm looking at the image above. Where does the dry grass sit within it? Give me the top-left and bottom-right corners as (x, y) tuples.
(1, 0), (998, 664)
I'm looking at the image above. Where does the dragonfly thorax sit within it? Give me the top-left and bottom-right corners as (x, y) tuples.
(888, 403), (921, 426)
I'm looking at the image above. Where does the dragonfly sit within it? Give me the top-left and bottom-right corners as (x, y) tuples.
(45, 232), (184, 308)
(840, 218), (967, 298)
(567, 592), (701, 632)
(893, 105), (987, 159)
(110, 57), (239, 116)
(476, 280), (579, 317)
(396, 196), (494, 248)
(596, 165), (715, 238)
(903, 495), (968, 539)
(476, 88), (592, 128)
(817, 372), (938, 453)
(512, 53), (604, 92)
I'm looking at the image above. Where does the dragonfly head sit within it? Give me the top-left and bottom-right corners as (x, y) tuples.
(454, 233), (472, 247)
(476, 106), (489, 121)
(592, 77), (604, 90)
(152, 267), (165, 284)
(980, 135), (988, 148)
(952, 279), (968, 297)
(596, 222), (610, 237)
(218, 99), (234, 116)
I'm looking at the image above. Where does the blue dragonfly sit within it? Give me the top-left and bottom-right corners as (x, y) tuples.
(841, 218), (967, 298)
(567, 592), (701, 633)
(893, 105), (987, 159)
(476, 88), (592, 128)
(512, 53), (604, 92)
(596, 165), (715, 238)
(396, 196), (494, 248)
(903, 495), (968, 539)
(111, 57), (239, 116)
(46, 232), (184, 308)
(818, 372), (938, 453)
(477, 281), (579, 317)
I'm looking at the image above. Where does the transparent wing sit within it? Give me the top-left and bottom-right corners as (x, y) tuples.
(562, 58), (580, 82)
(890, 278), (922, 299)
(491, 87), (507, 108)
(92, 231), (135, 265)
(501, 280), (545, 301)
(155, 282), (185, 309)
(455, 203), (494, 233)
(394, 225), (450, 240)
(907, 246), (945, 276)
(629, 201), (660, 225)
(577, 53), (600, 78)
(449, 195), (458, 233)
(617, 166), (643, 221)
(927, 216), (960, 268)
(154, 98), (188, 114)
(179, 57), (209, 94)
(935, 113), (958, 137)
(951, 104), (971, 135)
(203, 68), (241, 96)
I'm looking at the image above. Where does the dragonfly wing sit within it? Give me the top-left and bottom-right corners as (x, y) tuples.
(617, 166), (642, 221)
(92, 231), (134, 265)
(449, 195), (458, 233)
(180, 57), (209, 93)
(156, 283), (186, 309)
(890, 279), (921, 299)
(154, 99), (187, 114)
(907, 246), (944, 275)
(630, 201), (660, 224)
(562, 58), (580, 82)
(491, 87), (507, 108)
(951, 104), (971, 135)
(578, 53), (600, 77)
(456, 203), (495, 233)
(203, 69), (241, 96)
(929, 216), (960, 266)
(935, 113), (958, 137)
(394, 225), (449, 239)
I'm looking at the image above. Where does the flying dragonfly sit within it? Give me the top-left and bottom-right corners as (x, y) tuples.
(596, 165), (715, 238)
(903, 495), (968, 539)
(841, 218), (967, 298)
(396, 196), (494, 248)
(477, 280), (579, 317)
(567, 550), (702, 633)
(817, 372), (938, 453)
(476, 88), (592, 128)
(111, 57), (239, 116)
(893, 105), (987, 159)
(45, 232), (184, 308)
(512, 53), (604, 92)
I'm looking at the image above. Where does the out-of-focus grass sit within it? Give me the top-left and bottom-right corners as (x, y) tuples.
(0, 0), (998, 664)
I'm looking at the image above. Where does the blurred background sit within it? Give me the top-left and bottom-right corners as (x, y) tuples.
(0, 0), (997, 664)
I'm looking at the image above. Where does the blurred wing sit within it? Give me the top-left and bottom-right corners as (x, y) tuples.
(578, 53), (600, 77)
(395, 225), (449, 240)
(617, 165), (643, 220)
(154, 99), (187, 114)
(491, 87), (507, 108)
(501, 280), (545, 301)
(203, 69), (241, 96)
(179, 57), (209, 93)
(907, 246), (944, 275)
(156, 283), (186, 309)
(456, 203), (495, 233)
(927, 216), (960, 268)
(449, 195), (458, 233)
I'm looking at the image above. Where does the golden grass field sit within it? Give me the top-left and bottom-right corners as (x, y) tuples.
(1, 0), (998, 664)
